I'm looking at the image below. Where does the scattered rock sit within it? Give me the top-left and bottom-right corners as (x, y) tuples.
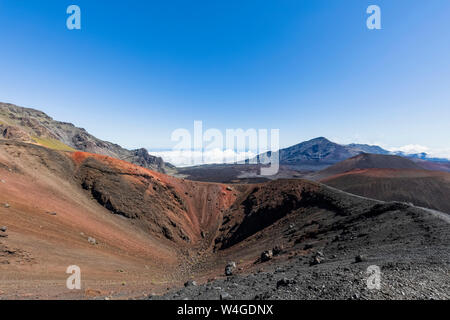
(276, 278), (293, 288)
(4, 203), (10, 208)
(226, 186), (233, 191)
(254, 292), (272, 300)
(309, 251), (325, 266)
(0, 179), (5, 183)
(304, 243), (313, 250)
(200, 231), (205, 239)
(275, 267), (285, 273)
(0, 233), (8, 238)
(220, 292), (232, 300)
(87, 237), (97, 245)
(85, 289), (103, 297)
(355, 255), (366, 263)
(225, 261), (236, 276)
(184, 280), (197, 287)
(273, 245), (284, 255)
(46, 212), (57, 216)
(261, 250), (273, 262)
(225, 267), (233, 276)
(351, 293), (361, 300)
(0, 226), (7, 232)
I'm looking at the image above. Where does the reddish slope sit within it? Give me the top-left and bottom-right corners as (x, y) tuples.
(0, 140), (238, 298)
(321, 168), (450, 213)
(308, 153), (423, 181)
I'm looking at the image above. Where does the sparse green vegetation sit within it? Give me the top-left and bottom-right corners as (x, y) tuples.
(31, 136), (76, 152)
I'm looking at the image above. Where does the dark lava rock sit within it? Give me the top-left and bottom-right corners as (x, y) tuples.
(276, 278), (294, 288)
(254, 292), (272, 300)
(184, 280), (197, 287)
(220, 292), (232, 300)
(310, 251), (325, 266)
(225, 261), (236, 276)
(273, 245), (284, 255)
(261, 250), (273, 262)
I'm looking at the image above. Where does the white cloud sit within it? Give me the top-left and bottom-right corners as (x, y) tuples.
(386, 144), (450, 160)
(152, 144), (450, 167)
(389, 144), (430, 154)
(149, 148), (257, 167)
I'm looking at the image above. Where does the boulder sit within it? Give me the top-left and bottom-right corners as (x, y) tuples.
(272, 245), (284, 255)
(261, 250), (273, 262)
(220, 292), (232, 300)
(309, 251), (325, 266)
(225, 261), (236, 276)
(184, 280), (197, 287)
(276, 278), (293, 288)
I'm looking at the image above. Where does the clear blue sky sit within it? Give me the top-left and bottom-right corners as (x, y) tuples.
(0, 0), (449, 156)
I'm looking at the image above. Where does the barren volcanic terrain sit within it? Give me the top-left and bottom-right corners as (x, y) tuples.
(309, 154), (450, 214)
(0, 140), (449, 300)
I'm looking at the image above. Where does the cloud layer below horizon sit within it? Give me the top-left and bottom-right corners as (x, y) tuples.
(150, 145), (450, 167)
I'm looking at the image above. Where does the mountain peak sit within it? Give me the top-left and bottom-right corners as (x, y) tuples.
(0, 102), (172, 173)
(308, 136), (332, 143)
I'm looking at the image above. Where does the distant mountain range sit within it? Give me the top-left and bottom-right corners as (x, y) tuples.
(0, 102), (174, 173)
(255, 137), (449, 171)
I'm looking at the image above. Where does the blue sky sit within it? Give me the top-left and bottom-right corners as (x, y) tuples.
(0, 0), (449, 158)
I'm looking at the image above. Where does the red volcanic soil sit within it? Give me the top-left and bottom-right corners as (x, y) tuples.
(321, 168), (450, 213)
(0, 140), (241, 299)
(308, 153), (423, 181)
(410, 158), (450, 172)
